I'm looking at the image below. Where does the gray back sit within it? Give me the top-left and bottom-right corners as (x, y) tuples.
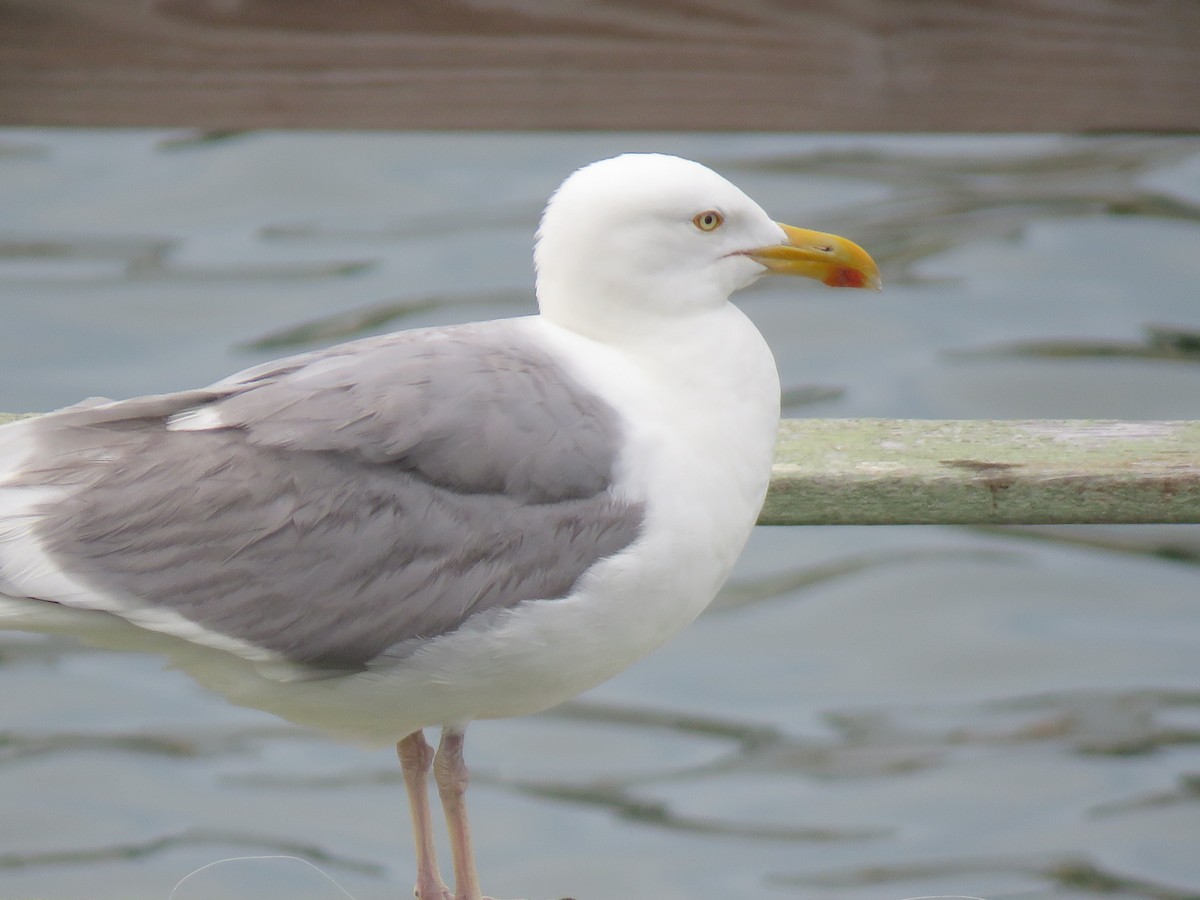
(15, 322), (644, 671)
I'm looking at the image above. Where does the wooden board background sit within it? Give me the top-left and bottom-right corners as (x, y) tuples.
(1, 0), (1199, 131)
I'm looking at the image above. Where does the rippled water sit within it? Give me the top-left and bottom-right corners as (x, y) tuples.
(1, 131), (1199, 900)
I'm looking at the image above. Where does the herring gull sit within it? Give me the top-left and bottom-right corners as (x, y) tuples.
(0, 153), (880, 900)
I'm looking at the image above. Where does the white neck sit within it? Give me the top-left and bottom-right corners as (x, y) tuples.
(517, 301), (781, 681)
(531, 300), (781, 558)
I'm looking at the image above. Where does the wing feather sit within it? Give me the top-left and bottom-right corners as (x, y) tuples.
(1, 321), (643, 670)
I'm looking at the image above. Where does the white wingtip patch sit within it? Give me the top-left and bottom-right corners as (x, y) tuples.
(167, 406), (225, 432)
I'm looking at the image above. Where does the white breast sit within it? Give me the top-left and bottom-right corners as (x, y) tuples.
(365, 306), (781, 731)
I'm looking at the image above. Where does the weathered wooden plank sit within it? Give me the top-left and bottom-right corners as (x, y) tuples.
(4, 412), (1198, 525)
(763, 419), (1200, 526)
(1, 0), (1198, 131)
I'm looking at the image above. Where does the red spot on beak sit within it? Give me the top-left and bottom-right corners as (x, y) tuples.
(825, 266), (867, 288)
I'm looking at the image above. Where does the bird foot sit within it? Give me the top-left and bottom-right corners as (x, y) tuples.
(415, 889), (572, 900)
(413, 884), (451, 900)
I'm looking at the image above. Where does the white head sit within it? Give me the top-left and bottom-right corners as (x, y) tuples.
(533, 153), (879, 341)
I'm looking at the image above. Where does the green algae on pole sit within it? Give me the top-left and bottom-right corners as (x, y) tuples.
(761, 419), (1200, 526)
(4, 413), (1199, 525)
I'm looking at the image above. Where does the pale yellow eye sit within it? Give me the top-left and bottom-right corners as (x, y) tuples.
(692, 210), (724, 232)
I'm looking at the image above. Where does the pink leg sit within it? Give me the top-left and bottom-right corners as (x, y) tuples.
(433, 727), (496, 900)
(397, 731), (452, 900)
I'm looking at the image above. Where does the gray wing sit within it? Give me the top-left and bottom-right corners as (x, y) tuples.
(5, 321), (643, 671)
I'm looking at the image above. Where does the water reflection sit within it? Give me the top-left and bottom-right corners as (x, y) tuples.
(772, 853), (1198, 898)
(0, 131), (1198, 900)
(733, 136), (1200, 285)
(951, 324), (1200, 364)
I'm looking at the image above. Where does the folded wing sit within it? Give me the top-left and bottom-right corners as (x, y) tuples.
(0, 321), (644, 672)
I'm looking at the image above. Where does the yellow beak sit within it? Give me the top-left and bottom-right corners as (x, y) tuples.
(745, 223), (881, 290)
